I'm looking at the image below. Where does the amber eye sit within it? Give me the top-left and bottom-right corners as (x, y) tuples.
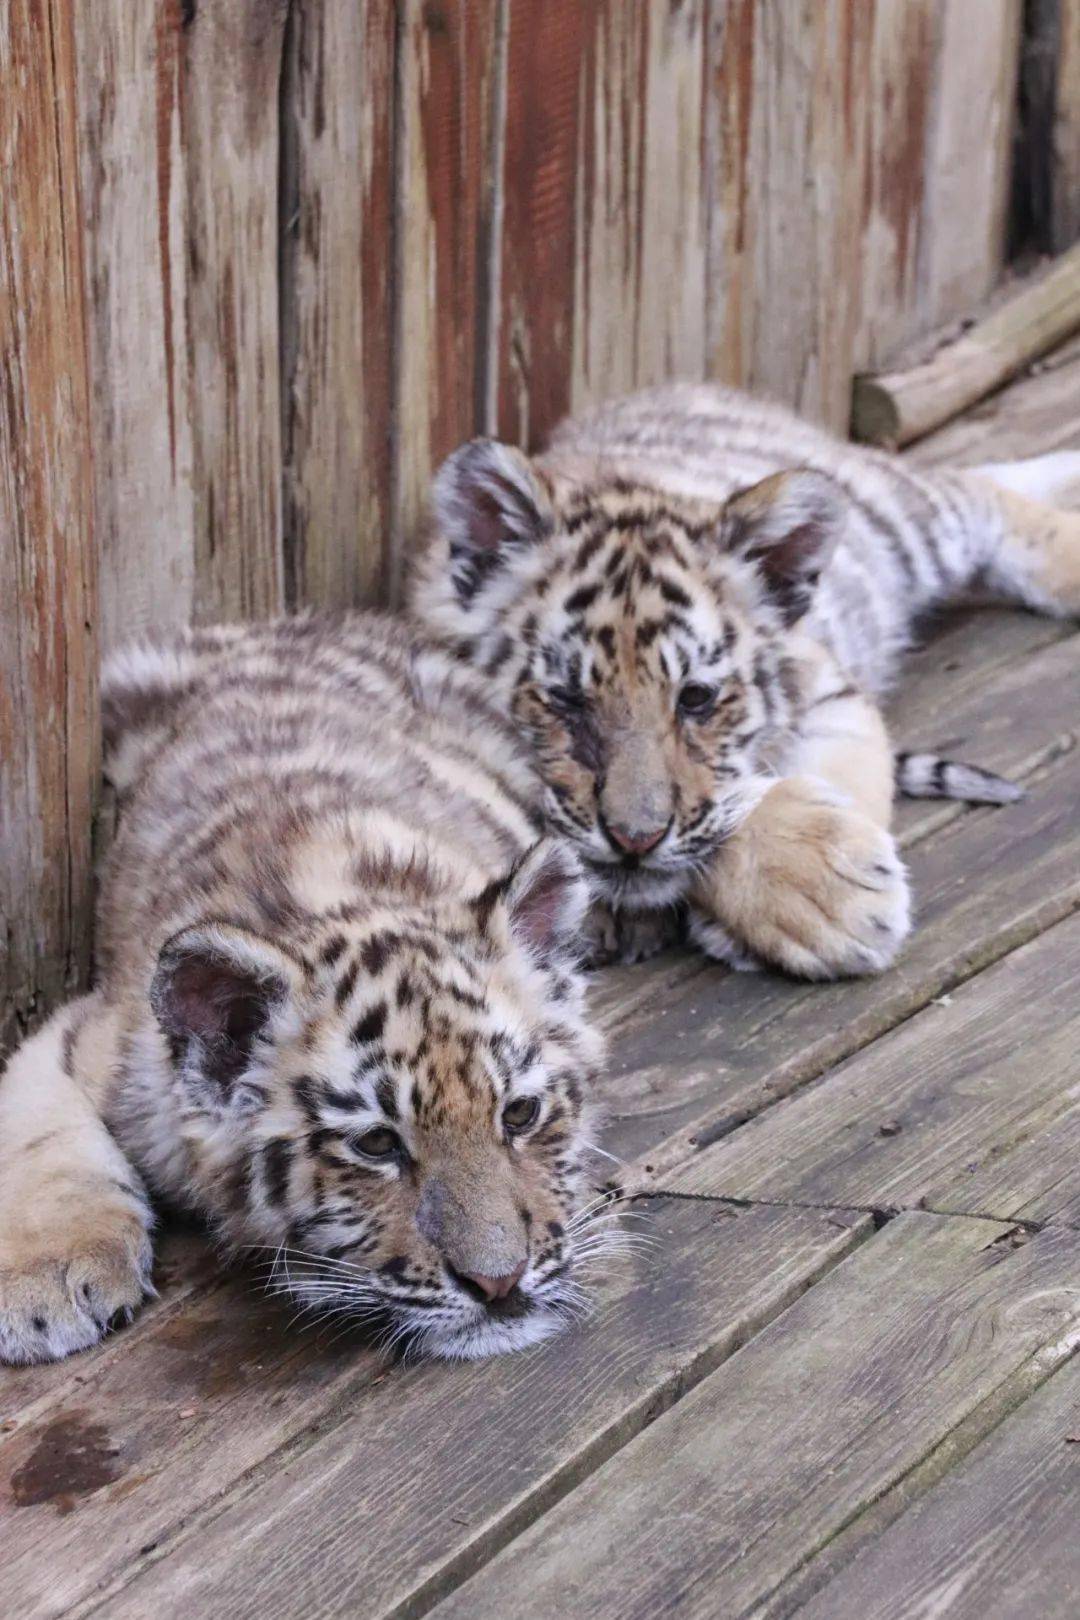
(677, 682), (717, 718)
(350, 1126), (401, 1160)
(503, 1096), (541, 1135)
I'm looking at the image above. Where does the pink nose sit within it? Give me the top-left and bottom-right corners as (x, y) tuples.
(604, 820), (669, 855)
(456, 1260), (527, 1302)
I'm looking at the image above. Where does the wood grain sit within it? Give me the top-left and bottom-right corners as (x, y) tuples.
(855, 0), (936, 370)
(796, 1354), (1080, 1620)
(279, 0), (395, 610)
(917, 0), (1021, 333)
(392, 0), (502, 597)
(669, 911), (1080, 1217)
(706, 0), (872, 430)
(181, 0), (288, 622)
(37, 1204), (866, 1620)
(0, 0), (98, 1055)
(495, 0), (590, 448)
(72, 0), (195, 652)
(430, 1215), (1080, 1620)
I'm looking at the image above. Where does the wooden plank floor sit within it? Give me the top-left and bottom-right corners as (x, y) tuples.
(4, 349), (1080, 1620)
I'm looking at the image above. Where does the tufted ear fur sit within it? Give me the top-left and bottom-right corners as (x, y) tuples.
(431, 439), (553, 604)
(722, 469), (847, 626)
(472, 839), (590, 965)
(151, 923), (296, 1095)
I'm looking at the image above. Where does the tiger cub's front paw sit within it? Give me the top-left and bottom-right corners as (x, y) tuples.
(692, 777), (911, 980)
(0, 1194), (154, 1365)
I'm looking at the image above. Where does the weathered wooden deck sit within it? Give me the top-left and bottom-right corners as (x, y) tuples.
(5, 351), (1080, 1619)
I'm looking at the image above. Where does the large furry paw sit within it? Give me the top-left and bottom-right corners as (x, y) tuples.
(0, 1203), (154, 1365)
(580, 902), (685, 968)
(692, 777), (911, 980)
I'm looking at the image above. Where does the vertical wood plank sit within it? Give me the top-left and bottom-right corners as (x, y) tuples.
(392, 0), (502, 597)
(856, 0), (936, 369)
(918, 0), (1021, 329)
(703, 0), (756, 388)
(181, 0), (288, 622)
(633, 0), (710, 387)
(495, 0), (591, 448)
(570, 2), (647, 407)
(707, 0), (872, 429)
(0, 0), (97, 1050)
(1054, 0), (1080, 249)
(280, 0), (395, 610)
(73, 1), (195, 653)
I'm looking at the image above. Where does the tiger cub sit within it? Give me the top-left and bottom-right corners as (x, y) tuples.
(412, 383), (1080, 978)
(0, 615), (605, 1365)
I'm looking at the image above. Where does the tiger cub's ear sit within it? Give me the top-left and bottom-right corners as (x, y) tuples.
(431, 439), (553, 603)
(722, 469), (847, 626)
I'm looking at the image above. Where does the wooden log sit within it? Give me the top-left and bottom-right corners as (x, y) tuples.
(279, 0), (395, 610)
(852, 242), (1080, 447)
(0, 0), (98, 1053)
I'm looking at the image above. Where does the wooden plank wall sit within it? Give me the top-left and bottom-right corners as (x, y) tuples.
(1013, 0), (1080, 257)
(0, 0), (1047, 1044)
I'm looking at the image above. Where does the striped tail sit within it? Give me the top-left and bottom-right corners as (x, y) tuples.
(895, 752), (1024, 805)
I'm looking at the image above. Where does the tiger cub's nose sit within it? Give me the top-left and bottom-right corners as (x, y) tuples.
(601, 816), (670, 855)
(454, 1261), (527, 1302)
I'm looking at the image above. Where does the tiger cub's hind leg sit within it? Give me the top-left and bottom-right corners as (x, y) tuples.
(966, 452), (1080, 617)
(0, 996), (155, 1364)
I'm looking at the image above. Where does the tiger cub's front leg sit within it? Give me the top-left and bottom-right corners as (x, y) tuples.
(689, 680), (911, 980)
(0, 996), (155, 1364)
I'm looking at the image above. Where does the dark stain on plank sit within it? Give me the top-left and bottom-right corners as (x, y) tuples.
(9, 1412), (123, 1514)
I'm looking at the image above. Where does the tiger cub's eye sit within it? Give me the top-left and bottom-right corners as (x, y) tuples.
(547, 685), (586, 715)
(351, 1126), (401, 1160)
(677, 682), (717, 718)
(503, 1096), (541, 1135)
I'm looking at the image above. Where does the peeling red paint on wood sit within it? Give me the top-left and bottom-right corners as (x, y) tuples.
(496, 0), (591, 448)
(1, 0), (98, 1052)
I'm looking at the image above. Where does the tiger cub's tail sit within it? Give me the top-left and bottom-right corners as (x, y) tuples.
(895, 752), (1023, 805)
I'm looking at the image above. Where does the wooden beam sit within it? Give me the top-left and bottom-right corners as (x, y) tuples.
(0, 0), (98, 1053)
(852, 242), (1080, 447)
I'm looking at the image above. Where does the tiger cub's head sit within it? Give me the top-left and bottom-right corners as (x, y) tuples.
(411, 439), (846, 909)
(144, 839), (605, 1360)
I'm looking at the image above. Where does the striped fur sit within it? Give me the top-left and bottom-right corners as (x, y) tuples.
(412, 384), (1080, 977)
(0, 615), (607, 1365)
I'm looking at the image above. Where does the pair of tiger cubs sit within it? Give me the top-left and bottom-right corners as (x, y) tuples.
(3, 385), (1078, 1365)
